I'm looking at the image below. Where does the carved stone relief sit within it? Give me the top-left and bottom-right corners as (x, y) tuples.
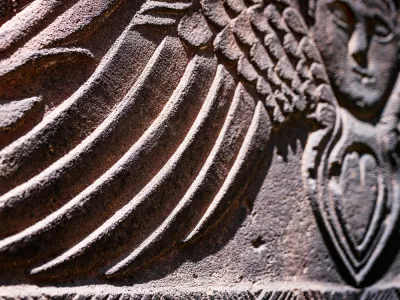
(0, 0), (399, 298)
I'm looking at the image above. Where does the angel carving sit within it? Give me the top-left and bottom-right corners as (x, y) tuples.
(303, 0), (400, 286)
(0, 0), (399, 288)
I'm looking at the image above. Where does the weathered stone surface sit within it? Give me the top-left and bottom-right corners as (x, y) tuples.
(0, 0), (399, 298)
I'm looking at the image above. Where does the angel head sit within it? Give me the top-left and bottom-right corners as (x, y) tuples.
(306, 0), (400, 120)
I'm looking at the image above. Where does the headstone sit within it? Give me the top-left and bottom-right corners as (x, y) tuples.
(0, 0), (399, 298)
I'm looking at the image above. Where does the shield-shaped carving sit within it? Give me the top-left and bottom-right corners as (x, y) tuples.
(303, 103), (400, 286)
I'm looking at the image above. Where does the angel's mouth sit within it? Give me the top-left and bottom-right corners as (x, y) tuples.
(351, 66), (375, 85)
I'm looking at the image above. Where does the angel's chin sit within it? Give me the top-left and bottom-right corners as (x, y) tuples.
(334, 81), (386, 117)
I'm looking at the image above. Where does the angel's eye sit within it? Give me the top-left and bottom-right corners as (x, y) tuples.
(328, 1), (355, 29)
(371, 18), (392, 41)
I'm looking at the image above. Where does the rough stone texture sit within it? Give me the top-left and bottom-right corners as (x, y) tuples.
(0, 0), (400, 298)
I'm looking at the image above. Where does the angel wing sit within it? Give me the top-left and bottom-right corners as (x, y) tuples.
(0, 0), (332, 280)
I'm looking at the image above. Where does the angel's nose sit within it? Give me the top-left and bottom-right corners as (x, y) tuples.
(348, 25), (369, 68)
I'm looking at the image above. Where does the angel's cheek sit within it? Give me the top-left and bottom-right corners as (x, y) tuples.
(368, 38), (399, 101)
(312, 1), (351, 92)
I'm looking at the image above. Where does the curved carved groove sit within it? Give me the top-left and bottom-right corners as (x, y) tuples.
(139, 1), (192, 15)
(0, 96), (42, 149)
(327, 116), (398, 284)
(30, 63), (235, 277)
(334, 152), (385, 259)
(0, 0), (129, 106)
(0, 29), (162, 196)
(0, 47), (94, 93)
(104, 83), (256, 277)
(0, 0), (35, 26)
(0, 54), (218, 266)
(21, 0), (125, 51)
(0, 0), (80, 58)
(0, 37), (188, 238)
(184, 100), (271, 242)
(304, 74), (400, 286)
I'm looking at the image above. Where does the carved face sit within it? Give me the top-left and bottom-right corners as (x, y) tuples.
(312, 0), (399, 119)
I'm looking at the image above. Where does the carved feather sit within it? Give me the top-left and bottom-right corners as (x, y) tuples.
(0, 0), (337, 280)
